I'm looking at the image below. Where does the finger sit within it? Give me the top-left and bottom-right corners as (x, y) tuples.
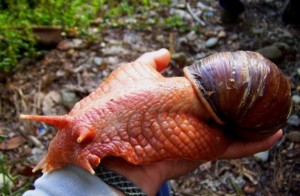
(136, 48), (171, 72)
(221, 129), (283, 159)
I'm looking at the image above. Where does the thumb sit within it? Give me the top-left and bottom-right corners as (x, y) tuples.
(136, 48), (171, 72)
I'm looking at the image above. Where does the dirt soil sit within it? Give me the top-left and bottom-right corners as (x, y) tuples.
(0, 0), (299, 195)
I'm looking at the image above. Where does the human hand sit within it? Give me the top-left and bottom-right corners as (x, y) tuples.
(101, 49), (283, 196)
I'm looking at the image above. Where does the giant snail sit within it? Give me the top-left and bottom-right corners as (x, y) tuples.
(20, 51), (291, 174)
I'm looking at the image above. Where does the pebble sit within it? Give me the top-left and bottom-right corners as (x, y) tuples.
(218, 31), (226, 38)
(286, 131), (300, 143)
(231, 34), (238, 40)
(186, 31), (197, 41)
(243, 185), (256, 194)
(297, 68), (300, 77)
(72, 39), (84, 48)
(30, 147), (46, 164)
(171, 52), (187, 66)
(60, 89), (79, 109)
(197, 2), (214, 11)
(104, 56), (120, 67)
(123, 32), (142, 45)
(156, 35), (165, 43)
(42, 91), (63, 115)
(205, 37), (219, 48)
(272, 42), (289, 51)
(251, 28), (264, 35)
(292, 95), (300, 105)
(93, 57), (103, 66)
(287, 114), (300, 126)
(256, 45), (282, 62)
(57, 39), (84, 50)
(101, 46), (129, 56)
(278, 28), (293, 39)
(254, 150), (269, 162)
(170, 8), (192, 21)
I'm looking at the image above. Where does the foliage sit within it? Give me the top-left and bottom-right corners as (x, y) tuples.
(0, 152), (31, 196)
(0, 152), (13, 195)
(0, 0), (105, 72)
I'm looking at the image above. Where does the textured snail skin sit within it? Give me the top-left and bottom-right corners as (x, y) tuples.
(184, 51), (291, 140)
(20, 51), (291, 174)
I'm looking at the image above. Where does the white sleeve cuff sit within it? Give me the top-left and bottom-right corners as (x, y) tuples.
(23, 165), (118, 196)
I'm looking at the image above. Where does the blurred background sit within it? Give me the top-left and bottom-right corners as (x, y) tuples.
(0, 0), (299, 195)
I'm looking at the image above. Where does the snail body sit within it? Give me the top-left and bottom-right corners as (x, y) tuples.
(20, 51), (291, 174)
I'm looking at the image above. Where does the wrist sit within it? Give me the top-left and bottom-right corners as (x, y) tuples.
(101, 158), (165, 196)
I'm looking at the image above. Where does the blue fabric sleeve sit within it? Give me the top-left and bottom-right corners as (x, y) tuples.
(156, 181), (170, 196)
(23, 165), (118, 196)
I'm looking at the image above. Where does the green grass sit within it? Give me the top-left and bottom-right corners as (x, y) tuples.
(0, 152), (14, 195)
(0, 0), (104, 72)
(0, 152), (31, 196)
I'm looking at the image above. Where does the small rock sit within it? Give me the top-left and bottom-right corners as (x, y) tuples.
(292, 95), (300, 105)
(56, 70), (66, 77)
(100, 42), (106, 48)
(170, 8), (192, 21)
(30, 147), (46, 164)
(251, 28), (264, 35)
(172, 52), (187, 66)
(287, 115), (300, 126)
(66, 49), (75, 56)
(243, 185), (256, 194)
(172, 3), (186, 9)
(254, 150), (269, 162)
(218, 30), (226, 38)
(296, 68), (300, 77)
(60, 89), (79, 109)
(186, 31), (197, 41)
(256, 45), (282, 62)
(104, 56), (121, 67)
(272, 42), (289, 51)
(177, 37), (188, 46)
(287, 131), (300, 143)
(101, 46), (129, 56)
(231, 34), (238, 40)
(197, 2), (215, 11)
(42, 91), (64, 115)
(93, 57), (103, 66)
(57, 39), (84, 50)
(57, 40), (73, 50)
(123, 32), (142, 45)
(278, 28), (293, 39)
(205, 37), (219, 48)
(156, 35), (165, 43)
(72, 38), (83, 48)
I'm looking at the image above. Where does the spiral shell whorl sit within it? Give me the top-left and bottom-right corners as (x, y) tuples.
(184, 51), (291, 140)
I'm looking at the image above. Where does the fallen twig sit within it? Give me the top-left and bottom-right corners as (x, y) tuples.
(186, 2), (205, 26)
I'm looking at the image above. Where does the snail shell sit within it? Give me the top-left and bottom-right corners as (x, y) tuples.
(184, 51), (292, 140)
